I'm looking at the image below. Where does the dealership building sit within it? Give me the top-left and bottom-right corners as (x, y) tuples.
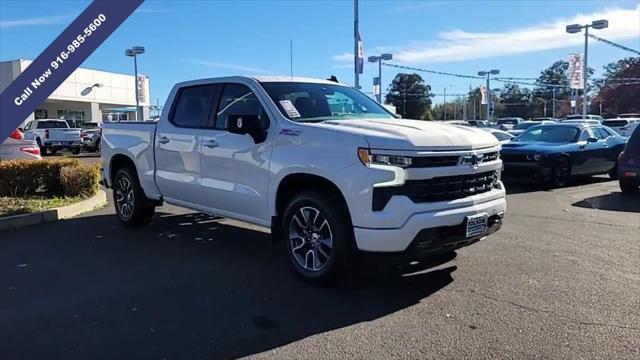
(0, 59), (150, 127)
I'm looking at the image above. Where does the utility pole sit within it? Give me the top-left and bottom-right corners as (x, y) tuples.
(289, 38), (293, 80)
(353, 0), (360, 89)
(443, 87), (447, 120)
(552, 88), (556, 119)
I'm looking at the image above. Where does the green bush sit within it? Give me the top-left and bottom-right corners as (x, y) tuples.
(60, 163), (100, 197)
(0, 158), (97, 197)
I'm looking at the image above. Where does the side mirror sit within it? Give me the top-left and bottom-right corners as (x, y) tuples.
(227, 114), (269, 143)
(587, 137), (598, 143)
(17, 127), (23, 132)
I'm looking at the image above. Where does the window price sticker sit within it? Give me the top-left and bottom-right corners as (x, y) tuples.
(279, 100), (301, 118)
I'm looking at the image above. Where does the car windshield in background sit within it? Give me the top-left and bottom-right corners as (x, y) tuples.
(261, 82), (393, 122)
(498, 119), (519, 124)
(516, 126), (579, 143)
(37, 121), (68, 129)
(602, 120), (628, 127)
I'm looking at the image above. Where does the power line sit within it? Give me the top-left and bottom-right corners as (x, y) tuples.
(382, 63), (482, 79)
(588, 34), (640, 55)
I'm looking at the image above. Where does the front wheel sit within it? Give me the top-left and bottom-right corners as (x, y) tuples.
(113, 167), (155, 227)
(548, 158), (571, 188)
(281, 190), (353, 284)
(71, 146), (81, 155)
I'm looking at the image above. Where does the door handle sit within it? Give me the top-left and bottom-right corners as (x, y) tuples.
(204, 140), (219, 148)
(157, 136), (170, 144)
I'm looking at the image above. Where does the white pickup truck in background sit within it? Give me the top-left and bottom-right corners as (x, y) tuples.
(101, 76), (506, 282)
(21, 119), (82, 155)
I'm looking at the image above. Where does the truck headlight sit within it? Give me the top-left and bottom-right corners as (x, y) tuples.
(358, 148), (412, 167)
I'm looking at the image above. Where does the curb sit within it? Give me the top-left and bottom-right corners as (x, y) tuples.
(0, 190), (108, 231)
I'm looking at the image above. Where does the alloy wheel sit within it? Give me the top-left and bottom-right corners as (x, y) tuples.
(115, 174), (135, 221)
(289, 206), (333, 272)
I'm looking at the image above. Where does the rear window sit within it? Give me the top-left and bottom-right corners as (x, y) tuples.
(602, 120), (628, 127)
(170, 85), (219, 128)
(37, 121), (68, 129)
(498, 119), (518, 125)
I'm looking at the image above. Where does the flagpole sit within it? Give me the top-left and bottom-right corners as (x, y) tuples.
(354, 0), (360, 89)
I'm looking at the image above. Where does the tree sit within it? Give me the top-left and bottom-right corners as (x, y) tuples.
(385, 73), (432, 119)
(495, 83), (537, 118)
(591, 57), (640, 117)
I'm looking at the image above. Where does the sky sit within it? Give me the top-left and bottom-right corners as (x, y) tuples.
(0, 0), (639, 107)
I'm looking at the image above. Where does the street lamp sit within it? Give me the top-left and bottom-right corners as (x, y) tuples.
(368, 53), (392, 103)
(125, 46), (145, 120)
(565, 19), (608, 118)
(477, 69), (499, 121)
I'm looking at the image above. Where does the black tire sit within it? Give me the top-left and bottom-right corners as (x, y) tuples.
(619, 178), (638, 194)
(608, 164), (618, 180)
(548, 157), (571, 188)
(36, 138), (46, 156)
(71, 146), (81, 155)
(281, 190), (353, 284)
(48, 148), (57, 155)
(113, 167), (155, 227)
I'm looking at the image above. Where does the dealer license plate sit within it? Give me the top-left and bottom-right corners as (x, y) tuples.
(465, 213), (488, 238)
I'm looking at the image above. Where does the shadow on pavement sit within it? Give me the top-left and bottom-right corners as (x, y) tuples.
(572, 191), (640, 213)
(504, 176), (613, 195)
(0, 210), (456, 359)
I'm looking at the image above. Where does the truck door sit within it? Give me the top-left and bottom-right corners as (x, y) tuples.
(155, 84), (220, 205)
(199, 83), (273, 224)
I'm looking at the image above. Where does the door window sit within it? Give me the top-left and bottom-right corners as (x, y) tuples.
(593, 127), (612, 139)
(171, 85), (219, 128)
(215, 84), (268, 129)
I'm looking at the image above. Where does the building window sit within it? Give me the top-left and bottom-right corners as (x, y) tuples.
(57, 110), (86, 128)
(34, 109), (48, 119)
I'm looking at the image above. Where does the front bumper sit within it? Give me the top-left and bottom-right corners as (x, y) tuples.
(353, 195), (506, 253)
(502, 161), (552, 181)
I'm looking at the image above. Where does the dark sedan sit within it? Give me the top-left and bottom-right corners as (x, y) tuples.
(501, 124), (626, 187)
(617, 125), (640, 194)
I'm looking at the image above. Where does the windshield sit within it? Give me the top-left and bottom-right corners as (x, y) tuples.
(261, 82), (393, 122)
(516, 126), (579, 143)
(498, 119), (519, 125)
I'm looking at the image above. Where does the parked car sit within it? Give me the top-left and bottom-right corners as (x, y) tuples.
(495, 117), (524, 130)
(602, 118), (640, 138)
(563, 114), (604, 123)
(0, 129), (42, 160)
(21, 119), (81, 155)
(101, 76), (507, 282)
(617, 113), (640, 119)
(467, 120), (491, 128)
(501, 123), (626, 187)
(81, 122), (102, 152)
(617, 125), (640, 194)
(508, 120), (556, 136)
(483, 128), (514, 144)
(561, 119), (602, 125)
(529, 117), (557, 122)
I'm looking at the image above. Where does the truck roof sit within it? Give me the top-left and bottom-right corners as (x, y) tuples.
(174, 76), (345, 89)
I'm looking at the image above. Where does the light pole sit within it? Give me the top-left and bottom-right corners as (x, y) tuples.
(125, 46), (145, 120)
(368, 53), (392, 103)
(566, 19), (608, 118)
(477, 69), (499, 121)
(443, 87), (447, 120)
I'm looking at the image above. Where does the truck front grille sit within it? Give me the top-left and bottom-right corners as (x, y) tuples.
(372, 170), (500, 211)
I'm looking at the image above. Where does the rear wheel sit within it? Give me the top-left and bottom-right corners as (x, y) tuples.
(619, 178), (638, 194)
(71, 146), (81, 155)
(608, 164), (618, 180)
(48, 148), (57, 155)
(113, 167), (155, 227)
(281, 190), (352, 284)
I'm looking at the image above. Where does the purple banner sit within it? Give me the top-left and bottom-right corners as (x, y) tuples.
(0, 0), (144, 139)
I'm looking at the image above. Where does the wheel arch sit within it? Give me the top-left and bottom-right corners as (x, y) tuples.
(272, 172), (353, 240)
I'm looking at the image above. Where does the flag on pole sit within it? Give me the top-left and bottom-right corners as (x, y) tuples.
(568, 54), (584, 89)
(356, 30), (364, 74)
(480, 84), (488, 104)
(373, 77), (380, 96)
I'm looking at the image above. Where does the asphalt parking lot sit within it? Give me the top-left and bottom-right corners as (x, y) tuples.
(1, 177), (638, 359)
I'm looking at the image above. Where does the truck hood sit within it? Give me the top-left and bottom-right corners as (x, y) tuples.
(313, 119), (498, 150)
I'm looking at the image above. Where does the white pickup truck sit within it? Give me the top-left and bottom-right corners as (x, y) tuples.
(21, 119), (82, 155)
(101, 76), (506, 282)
